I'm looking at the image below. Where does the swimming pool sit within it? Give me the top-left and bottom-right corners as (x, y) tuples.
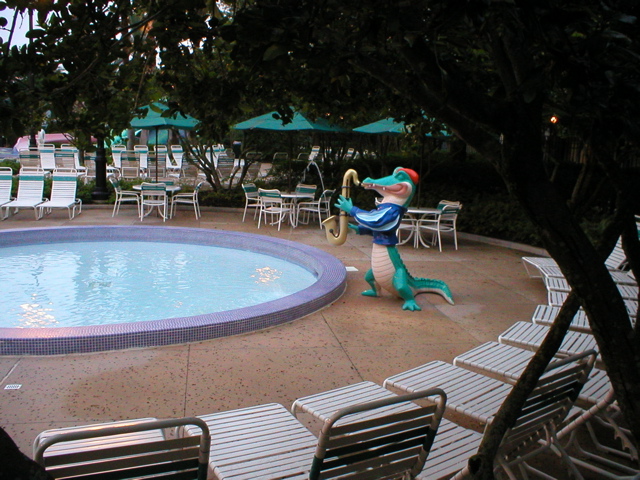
(0, 226), (346, 355)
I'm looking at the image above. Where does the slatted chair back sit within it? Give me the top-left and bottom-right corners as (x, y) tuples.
(111, 144), (126, 169)
(120, 152), (141, 179)
(295, 183), (317, 198)
(169, 144), (184, 170)
(19, 148), (41, 169)
(54, 150), (76, 169)
(0, 167), (13, 204)
(34, 417), (210, 480)
(50, 172), (79, 201)
(134, 145), (149, 170)
(310, 388), (446, 480)
(606, 237), (628, 271)
(39, 144), (57, 170)
(16, 169), (45, 200)
(497, 350), (596, 467)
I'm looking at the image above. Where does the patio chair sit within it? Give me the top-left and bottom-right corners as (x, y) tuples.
(171, 181), (203, 219)
(297, 189), (334, 227)
(531, 304), (636, 333)
(0, 167), (14, 215)
(54, 149), (76, 170)
(38, 144), (57, 171)
(1, 168), (46, 220)
(38, 170), (82, 219)
(418, 200), (462, 251)
(384, 351), (597, 479)
(139, 182), (168, 221)
(33, 417), (210, 480)
(548, 290), (638, 317)
(258, 188), (292, 230)
(181, 387), (446, 480)
(241, 182), (260, 222)
(108, 174), (140, 217)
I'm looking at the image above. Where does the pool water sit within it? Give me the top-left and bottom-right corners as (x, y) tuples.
(2, 241), (317, 328)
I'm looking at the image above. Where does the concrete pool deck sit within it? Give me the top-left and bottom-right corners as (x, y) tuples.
(0, 204), (549, 464)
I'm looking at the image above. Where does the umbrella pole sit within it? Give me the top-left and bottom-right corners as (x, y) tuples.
(155, 126), (159, 183)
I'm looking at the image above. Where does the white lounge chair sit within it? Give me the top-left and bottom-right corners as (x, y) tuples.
(134, 144), (149, 176)
(19, 148), (41, 169)
(38, 144), (57, 171)
(33, 417), (210, 480)
(383, 351), (597, 479)
(0, 167), (14, 217)
(1, 168), (46, 220)
(38, 170), (82, 219)
(182, 388), (446, 480)
(452, 341), (639, 478)
(548, 290), (638, 317)
(531, 304), (636, 333)
(544, 275), (638, 302)
(169, 144), (184, 174)
(522, 237), (628, 278)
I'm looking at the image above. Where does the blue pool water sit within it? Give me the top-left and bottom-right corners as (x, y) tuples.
(0, 226), (346, 355)
(2, 241), (317, 329)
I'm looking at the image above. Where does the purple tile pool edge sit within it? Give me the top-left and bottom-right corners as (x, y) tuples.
(0, 226), (347, 355)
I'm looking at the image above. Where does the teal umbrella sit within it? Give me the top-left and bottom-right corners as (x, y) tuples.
(233, 110), (345, 132)
(353, 117), (408, 135)
(130, 103), (198, 181)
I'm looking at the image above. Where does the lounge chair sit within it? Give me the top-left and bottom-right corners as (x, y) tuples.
(33, 417), (210, 480)
(522, 237), (628, 279)
(38, 144), (57, 171)
(544, 275), (638, 301)
(38, 170), (82, 219)
(453, 341), (639, 478)
(383, 351), (597, 478)
(0, 167), (14, 216)
(19, 148), (41, 169)
(531, 304), (636, 333)
(497, 321), (603, 367)
(548, 290), (638, 317)
(182, 388), (446, 480)
(1, 168), (46, 220)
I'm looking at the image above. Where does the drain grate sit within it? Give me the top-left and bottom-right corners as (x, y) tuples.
(4, 384), (22, 390)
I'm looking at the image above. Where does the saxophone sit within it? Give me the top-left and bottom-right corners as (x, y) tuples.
(322, 169), (360, 245)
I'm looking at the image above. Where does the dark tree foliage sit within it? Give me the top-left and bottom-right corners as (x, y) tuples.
(223, 0), (640, 477)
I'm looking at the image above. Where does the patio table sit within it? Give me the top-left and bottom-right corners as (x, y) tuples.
(400, 207), (440, 248)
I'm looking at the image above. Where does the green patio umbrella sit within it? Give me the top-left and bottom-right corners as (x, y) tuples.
(353, 117), (408, 135)
(233, 110), (345, 132)
(131, 103), (198, 181)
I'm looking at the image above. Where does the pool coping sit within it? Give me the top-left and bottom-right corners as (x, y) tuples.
(0, 226), (347, 355)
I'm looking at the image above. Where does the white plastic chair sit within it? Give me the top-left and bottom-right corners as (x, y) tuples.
(418, 200), (462, 251)
(38, 144), (57, 171)
(139, 182), (168, 221)
(241, 183), (260, 222)
(108, 174), (140, 217)
(258, 188), (292, 230)
(38, 169), (82, 219)
(169, 144), (184, 174)
(110, 144), (126, 170)
(171, 181), (203, 219)
(297, 189), (334, 227)
(134, 145), (149, 176)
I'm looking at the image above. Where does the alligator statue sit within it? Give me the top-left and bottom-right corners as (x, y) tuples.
(335, 167), (454, 311)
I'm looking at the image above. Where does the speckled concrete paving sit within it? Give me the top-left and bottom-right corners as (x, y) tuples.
(0, 204), (547, 460)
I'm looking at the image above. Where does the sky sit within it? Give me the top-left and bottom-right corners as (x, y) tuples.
(0, 8), (31, 46)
